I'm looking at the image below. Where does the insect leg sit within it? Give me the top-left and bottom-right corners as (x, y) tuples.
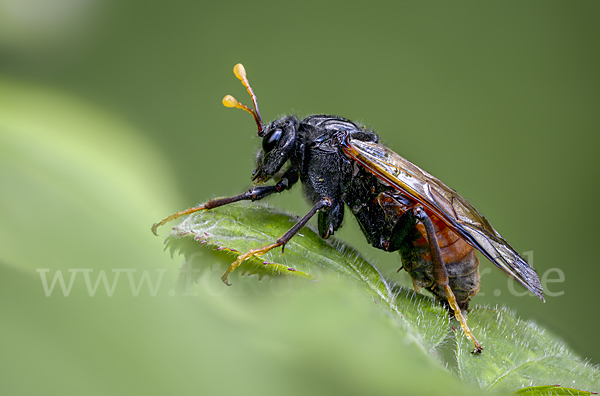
(151, 171), (299, 235)
(221, 197), (332, 285)
(410, 278), (422, 293)
(413, 206), (483, 354)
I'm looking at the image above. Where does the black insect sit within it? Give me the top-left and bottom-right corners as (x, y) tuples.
(152, 64), (544, 353)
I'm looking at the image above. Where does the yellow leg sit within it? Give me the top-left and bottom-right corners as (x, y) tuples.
(221, 242), (282, 285)
(444, 285), (483, 354)
(151, 205), (206, 236)
(151, 184), (298, 236)
(412, 278), (422, 293)
(220, 197), (331, 285)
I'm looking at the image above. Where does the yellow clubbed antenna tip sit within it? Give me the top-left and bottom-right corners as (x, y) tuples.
(222, 95), (240, 108)
(233, 63), (246, 81)
(222, 93), (257, 123)
(225, 63), (265, 136)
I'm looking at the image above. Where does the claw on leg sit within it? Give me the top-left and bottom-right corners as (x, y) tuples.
(151, 205), (206, 235)
(444, 285), (483, 354)
(411, 278), (422, 293)
(221, 242), (282, 285)
(220, 197), (330, 285)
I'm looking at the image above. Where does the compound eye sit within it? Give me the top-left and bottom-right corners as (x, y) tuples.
(262, 128), (282, 152)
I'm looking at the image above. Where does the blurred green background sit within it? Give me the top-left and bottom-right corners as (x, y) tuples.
(1, 0), (599, 394)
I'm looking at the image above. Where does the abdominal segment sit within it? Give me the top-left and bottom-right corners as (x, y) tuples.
(404, 215), (480, 311)
(376, 190), (481, 311)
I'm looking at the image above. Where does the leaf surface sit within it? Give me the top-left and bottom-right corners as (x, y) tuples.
(166, 202), (451, 353)
(457, 307), (600, 394)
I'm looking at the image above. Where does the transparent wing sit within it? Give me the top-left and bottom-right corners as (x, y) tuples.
(341, 137), (544, 301)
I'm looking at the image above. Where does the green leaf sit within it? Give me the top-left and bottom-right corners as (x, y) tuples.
(165, 201), (450, 354)
(457, 306), (600, 394)
(514, 385), (598, 395)
(165, 203), (600, 396)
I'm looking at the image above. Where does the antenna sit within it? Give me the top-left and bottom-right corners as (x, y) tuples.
(222, 63), (265, 136)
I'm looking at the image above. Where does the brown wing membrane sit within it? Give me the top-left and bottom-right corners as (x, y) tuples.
(340, 135), (544, 301)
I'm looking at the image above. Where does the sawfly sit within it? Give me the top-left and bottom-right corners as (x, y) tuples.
(152, 64), (545, 353)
